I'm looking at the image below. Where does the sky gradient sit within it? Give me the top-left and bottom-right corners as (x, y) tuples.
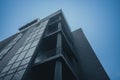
(0, 0), (120, 80)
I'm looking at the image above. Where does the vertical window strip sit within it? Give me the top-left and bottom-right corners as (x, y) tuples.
(0, 33), (23, 60)
(0, 20), (49, 80)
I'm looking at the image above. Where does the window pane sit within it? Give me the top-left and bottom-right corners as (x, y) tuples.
(31, 34), (36, 38)
(1, 65), (11, 73)
(0, 72), (6, 78)
(12, 69), (25, 80)
(0, 50), (7, 55)
(0, 77), (3, 80)
(35, 34), (42, 40)
(37, 31), (43, 35)
(30, 39), (39, 47)
(26, 37), (31, 41)
(16, 47), (24, 54)
(34, 29), (39, 34)
(3, 74), (13, 80)
(17, 64), (28, 71)
(23, 43), (31, 51)
(16, 51), (27, 61)
(11, 61), (21, 69)
(8, 54), (19, 65)
(7, 68), (17, 75)
(20, 57), (31, 66)
(28, 38), (34, 43)
(25, 47), (36, 58)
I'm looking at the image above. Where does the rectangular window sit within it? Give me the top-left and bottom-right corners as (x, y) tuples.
(20, 57), (31, 66)
(25, 47), (36, 58)
(7, 68), (17, 75)
(16, 51), (27, 62)
(11, 61), (21, 69)
(26, 36), (31, 41)
(15, 46), (24, 54)
(12, 69), (25, 80)
(23, 43), (32, 51)
(0, 33), (23, 60)
(28, 38), (35, 43)
(1, 65), (11, 73)
(17, 64), (28, 71)
(30, 39), (39, 48)
(0, 72), (6, 78)
(31, 34), (36, 38)
(3, 74), (13, 80)
(8, 54), (19, 65)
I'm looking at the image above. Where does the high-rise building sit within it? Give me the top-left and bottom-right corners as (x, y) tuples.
(0, 10), (109, 80)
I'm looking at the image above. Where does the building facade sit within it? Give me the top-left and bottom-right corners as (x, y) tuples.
(0, 10), (109, 80)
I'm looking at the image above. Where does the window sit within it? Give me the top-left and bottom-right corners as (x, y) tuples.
(12, 69), (25, 80)
(29, 33), (33, 37)
(17, 64), (28, 71)
(0, 77), (3, 80)
(40, 27), (45, 31)
(25, 47), (36, 58)
(0, 33), (23, 60)
(0, 49), (7, 55)
(27, 38), (35, 43)
(8, 54), (19, 65)
(15, 47), (24, 54)
(5, 47), (11, 52)
(16, 51), (27, 62)
(23, 43), (32, 51)
(1, 65), (11, 73)
(20, 57), (31, 66)
(37, 30), (44, 35)
(11, 61), (21, 69)
(0, 72), (6, 78)
(34, 29), (39, 34)
(0, 50), (7, 58)
(3, 74), (13, 80)
(26, 36), (31, 41)
(13, 33), (23, 41)
(34, 35), (42, 40)
(7, 42), (13, 47)
(30, 39), (39, 47)
(7, 68), (17, 75)
(31, 34), (36, 38)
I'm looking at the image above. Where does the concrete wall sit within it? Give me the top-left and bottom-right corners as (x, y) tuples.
(72, 28), (109, 80)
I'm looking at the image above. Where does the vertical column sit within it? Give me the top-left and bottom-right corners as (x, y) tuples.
(54, 60), (62, 80)
(57, 22), (62, 54)
(56, 33), (62, 55)
(58, 21), (62, 30)
(54, 22), (62, 80)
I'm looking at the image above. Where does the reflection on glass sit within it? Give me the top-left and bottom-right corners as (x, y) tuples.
(30, 39), (39, 47)
(0, 33), (23, 60)
(0, 72), (6, 78)
(20, 57), (31, 66)
(3, 74), (13, 80)
(25, 47), (36, 58)
(17, 64), (28, 71)
(2, 65), (11, 73)
(16, 51), (27, 62)
(12, 69), (25, 80)
(11, 61), (21, 69)
(7, 68), (17, 75)
(8, 54), (19, 65)
(23, 43), (31, 51)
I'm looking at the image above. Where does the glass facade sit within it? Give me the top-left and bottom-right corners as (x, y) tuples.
(0, 20), (48, 80)
(0, 10), (110, 80)
(0, 33), (23, 60)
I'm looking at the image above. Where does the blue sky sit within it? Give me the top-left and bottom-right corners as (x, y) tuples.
(0, 0), (120, 79)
